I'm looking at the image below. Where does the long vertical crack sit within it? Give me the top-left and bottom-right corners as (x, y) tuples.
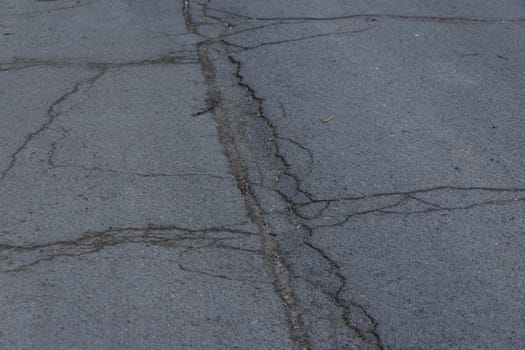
(183, 1), (393, 348)
(185, 2), (525, 347)
(184, 0), (389, 348)
(184, 1), (309, 349)
(227, 48), (385, 347)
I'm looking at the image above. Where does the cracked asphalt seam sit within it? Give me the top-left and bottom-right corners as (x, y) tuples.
(183, 1), (525, 349)
(222, 22), (386, 350)
(186, 1), (309, 348)
(185, 1), (389, 348)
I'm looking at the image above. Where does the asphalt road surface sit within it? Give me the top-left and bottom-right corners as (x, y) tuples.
(1, 1), (524, 349)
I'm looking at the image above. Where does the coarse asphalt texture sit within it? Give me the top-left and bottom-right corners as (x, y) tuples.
(1, 1), (525, 349)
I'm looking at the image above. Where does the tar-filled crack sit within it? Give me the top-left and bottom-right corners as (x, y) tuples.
(0, 224), (253, 273)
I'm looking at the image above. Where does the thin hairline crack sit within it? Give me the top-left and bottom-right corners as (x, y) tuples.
(0, 52), (200, 181)
(205, 6), (525, 25)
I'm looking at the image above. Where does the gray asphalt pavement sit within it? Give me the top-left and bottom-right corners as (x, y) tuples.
(1, 1), (525, 349)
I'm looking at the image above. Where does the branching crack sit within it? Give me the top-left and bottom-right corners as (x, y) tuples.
(189, 1), (389, 347)
(177, 1), (525, 349)
(224, 26), (375, 52)
(0, 69), (106, 181)
(297, 187), (525, 228)
(0, 52), (201, 181)
(302, 239), (384, 349)
(0, 224), (254, 273)
(188, 1), (310, 348)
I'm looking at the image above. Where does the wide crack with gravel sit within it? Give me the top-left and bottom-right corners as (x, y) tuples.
(184, 1), (386, 348)
(1, 1), (291, 349)
(2, 0), (524, 348)
(183, 1), (525, 349)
